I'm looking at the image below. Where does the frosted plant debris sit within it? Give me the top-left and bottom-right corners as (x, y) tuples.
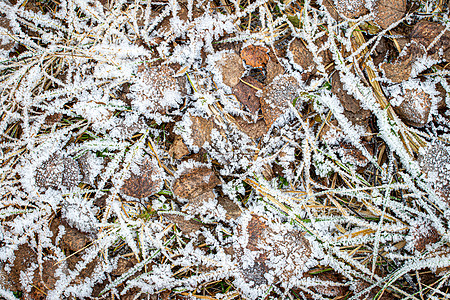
(2, 0), (450, 298)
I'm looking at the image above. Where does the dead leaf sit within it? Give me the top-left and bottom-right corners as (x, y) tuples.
(35, 153), (81, 190)
(0, 13), (14, 51)
(393, 88), (431, 127)
(51, 218), (90, 252)
(322, 0), (369, 20)
(380, 53), (414, 83)
(353, 281), (394, 300)
(44, 113), (63, 126)
(289, 37), (332, 79)
(169, 135), (190, 159)
(337, 142), (373, 167)
(410, 223), (440, 253)
(163, 213), (204, 235)
(217, 196), (241, 220)
(304, 270), (349, 298)
(77, 152), (101, 185)
(134, 64), (180, 114)
(234, 116), (268, 139)
(232, 76), (264, 114)
(186, 190), (216, 208)
(265, 59), (285, 84)
(373, 0), (406, 30)
(240, 45), (269, 68)
(259, 75), (301, 128)
(121, 158), (163, 199)
(7, 244), (37, 291)
(331, 72), (371, 125)
(233, 214), (312, 289)
(289, 38), (315, 72)
(187, 115), (222, 150)
(112, 257), (138, 276)
(172, 166), (220, 200)
(215, 52), (245, 87)
(411, 21), (450, 61)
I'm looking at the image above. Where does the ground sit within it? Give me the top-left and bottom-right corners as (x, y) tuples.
(1, 0), (450, 299)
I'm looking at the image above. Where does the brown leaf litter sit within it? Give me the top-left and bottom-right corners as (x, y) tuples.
(231, 214), (312, 290)
(35, 153), (81, 190)
(120, 158), (163, 199)
(240, 45), (270, 68)
(393, 88), (431, 127)
(232, 76), (264, 114)
(183, 114), (226, 151)
(381, 20), (450, 82)
(172, 165), (220, 201)
(259, 75), (301, 128)
(215, 52), (245, 88)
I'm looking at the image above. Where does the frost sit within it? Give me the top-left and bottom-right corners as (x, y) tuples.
(1, 0), (450, 299)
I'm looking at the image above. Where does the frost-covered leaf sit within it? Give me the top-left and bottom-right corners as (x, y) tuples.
(120, 157), (164, 199)
(240, 45), (269, 68)
(172, 163), (220, 201)
(35, 153), (81, 190)
(232, 76), (264, 114)
(214, 51), (245, 88)
(231, 213), (312, 298)
(372, 0), (406, 29)
(392, 87), (431, 127)
(259, 75), (301, 128)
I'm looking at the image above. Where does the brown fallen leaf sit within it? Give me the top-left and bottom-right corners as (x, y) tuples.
(77, 152), (102, 185)
(411, 21), (450, 61)
(35, 153), (81, 190)
(172, 166), (220, 200)
(393, 88), (431, 127)
(37, 259), (60, 291)
(186, 114), (223, 150)
(234, 116), (268, 140)
(381, 21), (450, 82)
(240, 45), (269, 68)
(372, 0), (406, 30)
(435, 81), (448, 110)
(217, 196), (242, 220)
(121, 158), (163, 199)
(112, 257), (139, 276)
(289, 38), (315, 72)
(169, 135), (190, 159)
(265, 58), (285, 84)
(0, 12), (14, 51)
(215, 52), (245, 87)
(289, 37), (332, 79)
(134, 64), (181, 114)
(51, 217), (90, 252)
(337, 142), (373, 167)
(409, 223), (440, 253)
(232, 76), (264, 114)
(233, 214), (312, 289)
(186, 190), (216, 208)
(259, 75), (301, 128)
(380, 52), (414, 83)
(7, 244), (37, 291)
(322, 0), (369, 20)
(303, 270), (349, 298)
(44, 113), (63, 126)
(163, 213), (204, 235)
(331, 72), (371, 125)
